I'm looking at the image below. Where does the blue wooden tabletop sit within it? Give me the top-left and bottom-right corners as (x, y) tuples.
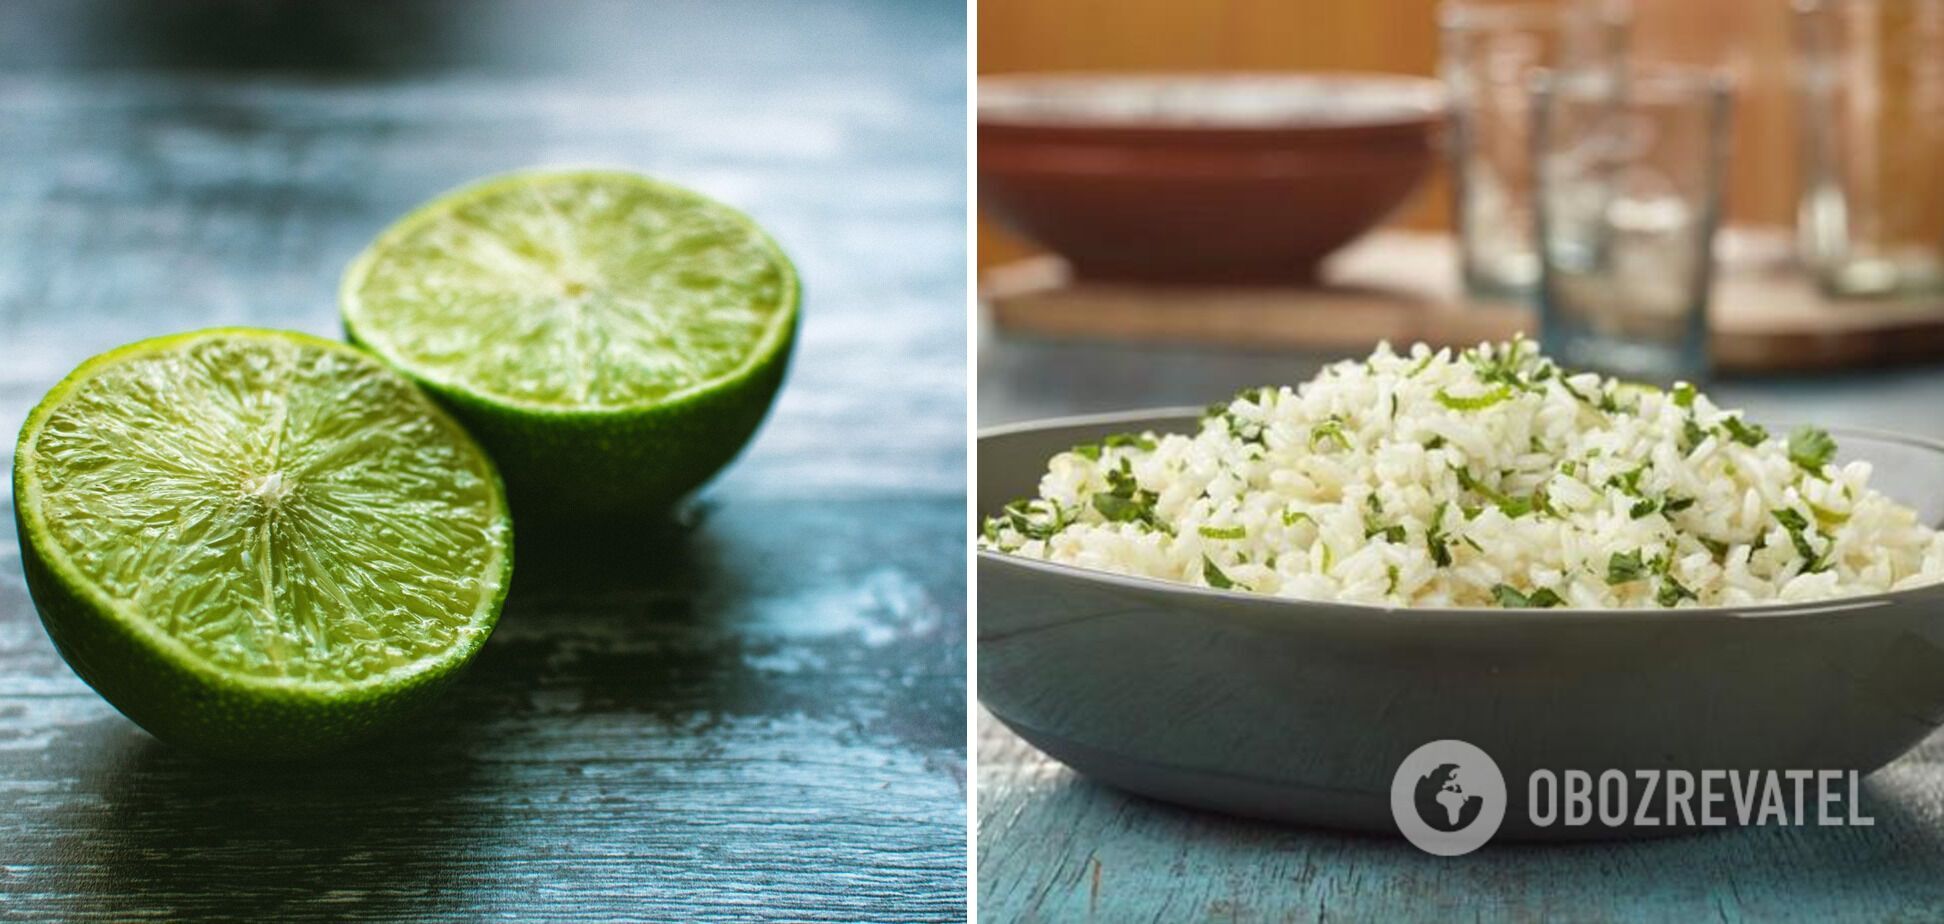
(977, 325), (1944, 922)
(0, 2), (966, 919)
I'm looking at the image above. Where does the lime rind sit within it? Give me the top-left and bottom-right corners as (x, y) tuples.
(12, 329), (513, 705)
(339, 168), (800, 419)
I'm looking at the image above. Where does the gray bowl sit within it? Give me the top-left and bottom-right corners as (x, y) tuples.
(978, 409), (1944, 839)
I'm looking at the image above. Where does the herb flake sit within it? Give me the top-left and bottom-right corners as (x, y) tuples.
(1426, 502), (1453, 567)
(1788, 427), (1837, 474)
(1493, 584), (1565, 608)
(1721, 415), (1767, 447)
(1607, 550), (1648, 585)
(1202, 555), (1237, 590)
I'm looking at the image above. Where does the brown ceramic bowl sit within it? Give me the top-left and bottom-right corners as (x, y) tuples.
(979, 72), (1446, 283)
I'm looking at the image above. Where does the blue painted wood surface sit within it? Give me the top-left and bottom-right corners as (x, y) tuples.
(977, 330), (1944, 922)
(0, 2), (967, 920)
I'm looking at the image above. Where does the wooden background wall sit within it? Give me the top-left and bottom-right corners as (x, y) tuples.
(977, 0), (1797, 269)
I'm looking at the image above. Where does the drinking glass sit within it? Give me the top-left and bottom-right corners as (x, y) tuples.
(1534, 68), (1733, 383)
(1795, 0), (1944, 298)
(1441, 0), (1631, 300)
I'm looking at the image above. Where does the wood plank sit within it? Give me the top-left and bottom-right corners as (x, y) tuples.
(978, 711), (1944, 922)
(985, 231), (1944, 373)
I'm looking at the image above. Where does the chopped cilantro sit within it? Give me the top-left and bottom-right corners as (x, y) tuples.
(1493, 584), (1564, 608)
(1364, 517), (1406, 544)
(1090, 493), (1144, 521)
(1453, 466), (1498, 499)
(1205, 391), (1270, 445)
(1681, 418), (1708, 453)
(1426, 502), (1453, 567)
(1607, 464), (1648, 496)
(1202, 555), (1237, 590)
(1385, 564), (1400, 596)
(1071, 443), (1101, 460)
(1198, 525), (1246, 540)
(1496, 495), (1535, 518)
(1772, 507), (1829, 571)
(1656, 576), (1697, 607)
(1451, 466), (1546, 519)
(1465, 339), (1537, 392)
(1632, 493), (1691, 519)
(1559, 378), (1600, 408)
(1607, 550), (1648, 585)
(1282, 508), (1316, 528)
(1721, 416), (1767, 447)
(1223, 412), (1266, 446)
(1104, 433), (1158, 452)
(1672, 382), (1697, 408)
(1092, 460), (1169, 533)
(1787, 426), (1837, 474)
(1536, 486), (1561, 518)
(998, 498), (1070, 541)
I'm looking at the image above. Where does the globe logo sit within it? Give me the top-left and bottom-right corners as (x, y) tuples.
(1390, 740), (1507, 855)
(1415, 763), (1485, 832)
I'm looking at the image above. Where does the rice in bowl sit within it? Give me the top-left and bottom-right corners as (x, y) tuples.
(980, 340), (1944, 608)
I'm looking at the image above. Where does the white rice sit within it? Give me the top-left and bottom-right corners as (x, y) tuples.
(981, 340), (1944, 608)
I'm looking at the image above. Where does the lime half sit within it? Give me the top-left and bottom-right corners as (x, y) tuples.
(340, 169), (800, 520)
(12, 329), (512, 758)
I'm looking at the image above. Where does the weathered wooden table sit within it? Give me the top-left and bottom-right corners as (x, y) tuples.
(0, 2), (966, 920)
(978, 321), (1944, 922)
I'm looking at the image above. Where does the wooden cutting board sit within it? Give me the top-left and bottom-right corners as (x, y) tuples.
(983, 230), (1944, 373)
